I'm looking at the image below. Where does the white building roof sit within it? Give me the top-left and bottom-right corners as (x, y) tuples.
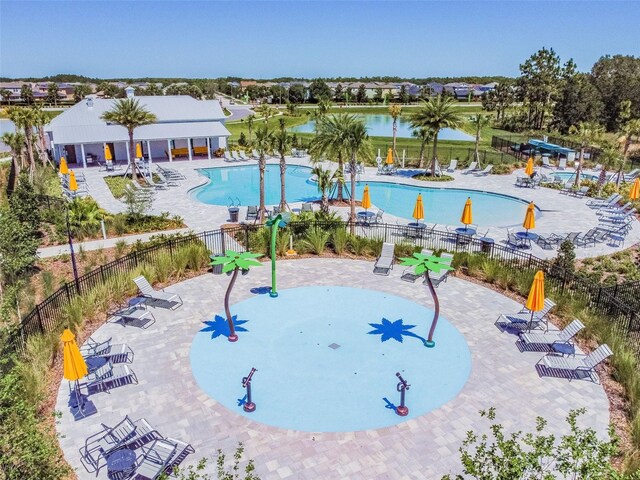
(46, 95), (230, 144)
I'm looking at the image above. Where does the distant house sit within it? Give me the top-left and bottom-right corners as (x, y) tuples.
(45, 92), (231, 169)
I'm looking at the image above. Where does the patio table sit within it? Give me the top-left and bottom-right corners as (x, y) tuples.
(516, 231), (538, 248)
(106, 449), (136, 477)
(357, 211), (375, 225)
(455, 227), (476, 245)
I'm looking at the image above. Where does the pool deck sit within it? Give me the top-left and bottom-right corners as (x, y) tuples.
(80, 156), (640, 259)
(56, 258), (610, 479)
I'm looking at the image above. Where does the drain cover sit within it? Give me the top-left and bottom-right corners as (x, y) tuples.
(328, 343), (340, 350)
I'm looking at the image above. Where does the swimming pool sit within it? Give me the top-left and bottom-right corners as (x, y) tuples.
(193, 165), (538, 227)
(290, 114), (475, 141)
(190, 286), (471, 432)
(551, 171), (599, 182)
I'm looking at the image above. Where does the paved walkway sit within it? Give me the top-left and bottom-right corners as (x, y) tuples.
(56, 259), (610, 479)
(79, 157), (640, 260)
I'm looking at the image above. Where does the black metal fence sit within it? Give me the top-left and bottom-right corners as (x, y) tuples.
(4, 222), (639, 358)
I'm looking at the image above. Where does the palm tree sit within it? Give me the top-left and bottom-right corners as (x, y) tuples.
(399, 252), (454, 347)
(411, 127), (435, 169)
(311, 165), (342, 213)
(209, 251), (262, 342)
(254, 125), (273, 222)
(1, 131), (25, 193)
(33, 108), (53, 167)
(616, 118), (640, 186)
(410, 96), (463, 176)
(272, 118), (292, 211)
(568, 121), (604, 187)
(469, 114), (491, 168)
(7, 107), (37, 181)
(243, 114), (255, 143)
(388, 104), (402, 162)
(68, 197), (111, 238)
(344, 117), (373, 232)
(308, 114), (353, 202)
(101, 98), (157, 184)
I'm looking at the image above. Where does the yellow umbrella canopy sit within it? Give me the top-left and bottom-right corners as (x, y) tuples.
(630, 178), (640, 200)
(61, 329), (88, 382)
(59, 156), (68, 175)
(525, 157), (534, 176)
(523, 202), (536, 231)
(526, 271), (545, 312)
(361, 184), (372, 210)
(385, 148), (394, 165)
(460, 197), (473, 226)
(136, 143), (143, 159)
(104, 144), (113, 161)
(68, 170), (78, 192)
(412, 194), (424, 221)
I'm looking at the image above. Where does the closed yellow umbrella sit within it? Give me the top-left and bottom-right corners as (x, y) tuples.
(68, 170), (78, 192)
(361, 184), (371, 211)
(630, 178), (640, 200)
(525, 157), (534, 176)
(61, 329), (88, 382)
(385, 148), (394, 165)
(460, 197), (473, 226)
(59, 156), (68, 175)
(525, 270), (545, 329)
(412, 194), (424, 222)
(104, 144), (113, 161)
(523, 202), (536, 232)
(136, 142), (143, 159)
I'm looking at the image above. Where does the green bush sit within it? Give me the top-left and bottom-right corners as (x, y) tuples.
(330, 228), (348, 255)
(302, 227), (330, 255)
(413, 174), (455, 182)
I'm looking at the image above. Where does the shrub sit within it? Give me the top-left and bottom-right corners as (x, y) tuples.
(330, 228), (348, 255)
(302, 227), (330, 255)
(413, 174), (455, 182)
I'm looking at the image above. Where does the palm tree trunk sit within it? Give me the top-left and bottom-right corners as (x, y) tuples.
(418, 140), (426, 169)
(474, 124), (481, 167)
(424, 273), (440, 344)
(574, 147), (584, 187)
(392, 118), (398, 162)
(430, 131), (440, 176)
(259, 159), (266, 223)
(350, 155), (356, 235)
(279, 154), (287, 211)
(24, 129), (35, 182)
(225, 267), (239, 341)
(336, 152), (344, 201)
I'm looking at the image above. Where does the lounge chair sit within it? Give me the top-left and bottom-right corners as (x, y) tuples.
(83, 361), (138, 393)
(558, 158), (567, 170)
(134, 439), (177, 480)
(133, 276), (183, 309)
(462, 161), (478, 174)
(80, 337), (134, 364)
(371, 209), (384, 224)
(80, 416), (138, 473)
(401, 249), (433, 282)
(534, 234), (561, 250)
(373, 242), (395, 276)
(574, 228), (602, 248)
(223, 151), (235, 162)
(569, 186), (589, 198)
(506, 230), (528, 249)
(541, 156), (552, 168)
(445, 159), (458, 172)
(597, 201), (631, 215)
(238, 151), (250, 161)
(474, 164), (493, 176)
(246, 206), (259, 221)
(231, 151), (243, 161)
(251, 149), (260, 159)
(587, 193), (621, 208)
(495, 298), (556, 332)
(624, 168), (640, 181)
(520, 319), (584, 347)
(163, 438), (196, 476)
(301, 202), (314, 213)
(424, 253), (454, 287)
(592, 163), (603, 172)
(538, 344), (613, 383)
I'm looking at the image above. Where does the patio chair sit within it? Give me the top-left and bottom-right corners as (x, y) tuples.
(246, 206), (259, 221)
(356, 162), (365, 174)
(223, 151), (235, 162)
(83, 361), (138, 394)
(424, 253), (454, 287)
(238, 151), (250, 161)
(495, 298), (556, 332)
(251, 149), (260, 159)
(564, 232), (582, 246)
(445, 159), (458, 172)
(373, 242), (395, 276)
(541, 156), (552, 168)
(80, 337), (134, 364)
(587, 193), (621, 209)
(624, 168), (640, 181)
(162, 438), (195, 476)
(558, 157), (567, 170)
(133, 439), (177, 480)
(506, 230), (528, 249)
(401, 249), (433, 282)
(520, 319), (584, 347)
(538, 343), (612, 383)
(231, 151), (243, 161)
(301, 202), (313, 213)
(371, 209), (384, 224)
(133, 276), (183, 309)
(597, 201), (632, 215)
(535, 234), (561, 250)
(592, 163), (603, 172)
(574, 228), (600, 248)
(79, 416), (138, 473)
(462, 161), (478, 174)
(570, 186), (589, 198)
(474, 164), (493, 176)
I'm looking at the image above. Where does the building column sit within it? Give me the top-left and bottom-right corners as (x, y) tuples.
(206, 137), (211, 160)
(167, 139), (173, 162)
(147, 140), (153, 168)
(80, 144), (87, 168)
(188, 138), (193, 161)
(125, 142), (131, 164)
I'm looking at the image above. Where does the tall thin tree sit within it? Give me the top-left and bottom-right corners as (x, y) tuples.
(469, 114), (492, 168)
(344, 117), (372, 233)
(568, 122), (604, 187)
(7, 107), (37, 181)
(271, 118), (292, 211)
(253, 125), (273, 223)
(389, 104), (402, 163)
(411, 127), (435, 170)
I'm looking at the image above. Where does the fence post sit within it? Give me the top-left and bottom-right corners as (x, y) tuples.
(64, 282), (72, 302)
(132, 250), (139, 266)
(243, 224), (250, 251)
(35, 304), (44, 333)
(168, 238), (174, 257)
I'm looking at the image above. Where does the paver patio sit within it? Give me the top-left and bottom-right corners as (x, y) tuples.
(55, 258), (610, 479)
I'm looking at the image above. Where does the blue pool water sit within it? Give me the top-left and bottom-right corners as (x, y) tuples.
(552, 171), (598, 182)
(290, 114), (475, 141)
(193, 165), (537, 227)
(190, 286), (471, 432)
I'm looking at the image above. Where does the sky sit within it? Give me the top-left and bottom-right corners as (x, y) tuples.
(1, 1), (639, 79)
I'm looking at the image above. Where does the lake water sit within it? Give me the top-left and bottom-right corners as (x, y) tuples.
(290, 114), (475, 141)
(0, 119), (16, 152)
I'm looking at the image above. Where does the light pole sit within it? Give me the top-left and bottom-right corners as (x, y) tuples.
(265, 212), (290, 298)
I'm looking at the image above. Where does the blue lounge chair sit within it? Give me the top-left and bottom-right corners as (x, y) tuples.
(538, 344), (612, 383)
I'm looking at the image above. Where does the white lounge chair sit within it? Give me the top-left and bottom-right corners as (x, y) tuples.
(519, 319), (584, 346)
(538, 344), (612, 383)
(445, 159), (458, 172)
(462, 161), (478, 174)
(133, 276), (183, 309)
(474, 164), (493, 176)
(495, 298), (556, 332)
(373, 242), (395, 276)
(223, 151), (235, 162)
(424, 253), (454, 287)
(238, 151), (250, 161)
(400, 249), (433, 282)
(558, 158), (567, 170)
